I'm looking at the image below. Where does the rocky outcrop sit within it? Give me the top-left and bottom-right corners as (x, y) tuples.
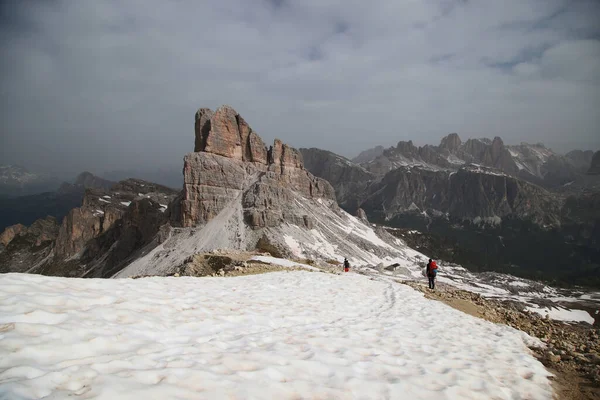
(0, 217), (60, 249)
(0, 216), (60, 274)
(194, 108), (214, 152)
(179, 152), (248, 227)
(53, 178), (179, 260)
(194, 105), (268, 163)
(248, 131), (268, 164)
(177, 106), (335, 229)
(461, 138), (489, 162)
(0, 224), (26, 246)
(357, 208), (369, 223)
(55, 208), (103, 258)
(27, 216), (61, 246)
(73, 172), (114, 190)
(480, 137), (519, 176)
(0, 178), (178, 276)
(394, 140), (419, 157)
(588, 151), (600, 175)
(439, 133), (462, 152)
(79, 198), (172, 278)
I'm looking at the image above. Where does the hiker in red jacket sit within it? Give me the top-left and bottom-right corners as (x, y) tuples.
(426, 259), (438, 290)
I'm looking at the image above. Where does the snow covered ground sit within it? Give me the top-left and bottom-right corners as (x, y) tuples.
(432, 263), (600, 325)
(387, 231), (600, 325)
(0, 272), (552, 400)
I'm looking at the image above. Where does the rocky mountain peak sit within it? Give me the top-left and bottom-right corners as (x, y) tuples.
(194, 105), (269, 164)
(73, 172), (114, 190)
(491, 136), (505, 148)
(178, 106), (334, 228)
(393, 140), (418, 157)
(440, 133), (462, 151)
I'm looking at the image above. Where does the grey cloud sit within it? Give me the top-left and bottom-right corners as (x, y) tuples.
(1, 0), (599, 177)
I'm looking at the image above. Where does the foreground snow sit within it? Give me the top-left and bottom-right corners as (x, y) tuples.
(0, 272), (552, 399)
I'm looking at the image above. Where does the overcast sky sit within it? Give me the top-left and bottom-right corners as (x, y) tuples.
(1, 0), (599, 177)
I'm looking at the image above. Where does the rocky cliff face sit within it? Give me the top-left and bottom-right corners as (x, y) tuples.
(0, 216), (60, 274)
(299, 148), (374, 210)
(72, 171), (114, 191)
(194, 106), (268, 163)
(588, 151), (600, 175)
(357, 165), (559, 226)
(0, 178), (178, 276)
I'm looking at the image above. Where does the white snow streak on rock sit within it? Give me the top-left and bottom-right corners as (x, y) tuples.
(249, 256), (319, 271)
(0, 272), (552, 400)
(282, 235), (303, 258)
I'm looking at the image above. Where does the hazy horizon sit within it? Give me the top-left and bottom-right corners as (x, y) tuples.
(1, 1), (599, 177)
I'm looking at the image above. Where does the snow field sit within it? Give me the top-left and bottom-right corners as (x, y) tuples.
(0, 272), (552, 399)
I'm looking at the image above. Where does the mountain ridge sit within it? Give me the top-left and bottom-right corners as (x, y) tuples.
(301, 139), (600, 287)
(353, 133), (596, 189)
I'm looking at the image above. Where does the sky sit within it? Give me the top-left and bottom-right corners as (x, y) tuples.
(1, 0), (599, 177)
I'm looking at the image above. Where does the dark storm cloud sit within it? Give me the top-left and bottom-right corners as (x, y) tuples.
(1, 0), (599, 177)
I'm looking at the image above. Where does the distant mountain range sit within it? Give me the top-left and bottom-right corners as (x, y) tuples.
(0, 165), (62, 197)
(101, 167), (182, 190)
(0, 172), (114, 232)
(300, 135), (600, 287)
(350, 134), (596, 189)
(0, 164), (183, 199)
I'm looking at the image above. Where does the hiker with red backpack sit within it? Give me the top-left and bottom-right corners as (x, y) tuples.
(426, 259), (438, 290)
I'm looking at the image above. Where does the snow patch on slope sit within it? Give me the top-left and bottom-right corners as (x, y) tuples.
(433, 262), (598, 324)
(525, 305), (596, 325)
(0, 272), (553, 399)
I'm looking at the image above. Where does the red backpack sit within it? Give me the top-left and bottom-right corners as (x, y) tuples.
(428, 261), (438, 275)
